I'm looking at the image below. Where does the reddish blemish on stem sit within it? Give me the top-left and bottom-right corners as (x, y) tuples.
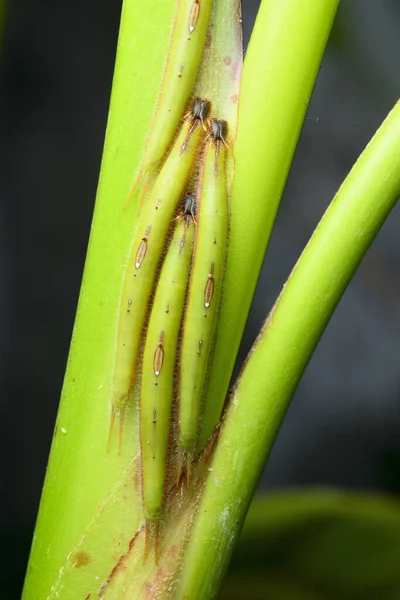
(232, 59), (242, 82)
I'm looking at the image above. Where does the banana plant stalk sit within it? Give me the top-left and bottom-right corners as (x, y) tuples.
(22, 0), (400, 599)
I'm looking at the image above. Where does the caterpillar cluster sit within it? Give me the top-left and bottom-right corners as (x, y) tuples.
(108, 0), (231, 562)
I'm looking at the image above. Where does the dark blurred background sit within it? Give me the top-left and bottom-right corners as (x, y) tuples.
(1, 1), (399, 598)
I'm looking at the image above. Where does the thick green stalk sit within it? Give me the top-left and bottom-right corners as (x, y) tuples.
(178, 101), (400, 598)
(22, 1), (178, 598)
(199, 0), (340, 448)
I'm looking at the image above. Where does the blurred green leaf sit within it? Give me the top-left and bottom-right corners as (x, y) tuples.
(221, 490), (400, 600)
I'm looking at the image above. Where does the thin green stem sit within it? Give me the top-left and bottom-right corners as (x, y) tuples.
(178, 101), (400, 599)
(200, 0), (340, 448)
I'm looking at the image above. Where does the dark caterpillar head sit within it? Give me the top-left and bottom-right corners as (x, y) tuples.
(184, 193), (197, 216)
(191, 97), (211, 124)
(210, 119), (228, 144)
(182, 193), (197, 225)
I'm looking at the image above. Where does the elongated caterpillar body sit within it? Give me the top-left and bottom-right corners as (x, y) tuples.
(179, 119), (229, 456)
(108, 100), (210, 453)
(129, 0), (213, 203)
(140, 198), (196, 522)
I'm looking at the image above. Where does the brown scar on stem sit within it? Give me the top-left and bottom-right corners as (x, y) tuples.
(99, 524), (146, 599)
(201, 420), (222, 464)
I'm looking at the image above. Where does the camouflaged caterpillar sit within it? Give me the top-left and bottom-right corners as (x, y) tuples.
(140, 197), (196, 526)
(108, 100), (210, 453)
(179, 119), (229, 460)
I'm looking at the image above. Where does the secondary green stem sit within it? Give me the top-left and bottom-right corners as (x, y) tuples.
(178, 100), (400, 599)
(200, 0), (340, 448)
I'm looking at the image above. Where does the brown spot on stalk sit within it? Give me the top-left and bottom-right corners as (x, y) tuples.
(73, 551), (91, 568)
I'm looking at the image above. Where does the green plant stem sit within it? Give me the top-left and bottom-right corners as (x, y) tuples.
(199, 0), (340, 448)
(178, 100), (400, 599)
(22, 2), (178, 598)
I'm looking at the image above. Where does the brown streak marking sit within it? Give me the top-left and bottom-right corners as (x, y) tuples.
(99, 525), (145, 598)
